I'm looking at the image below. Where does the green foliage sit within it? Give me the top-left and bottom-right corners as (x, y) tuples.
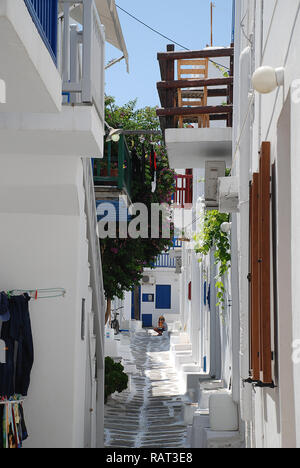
(105, 357), (129, 403)
(101, 96), (175, 301)
(194, 210), (231, 310)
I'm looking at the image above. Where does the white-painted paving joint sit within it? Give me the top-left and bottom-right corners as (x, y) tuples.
(104, 330), (188, 448)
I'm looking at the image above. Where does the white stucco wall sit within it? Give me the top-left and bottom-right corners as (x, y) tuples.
(234, 0), (300, 448)
(141, 269), (180, 327)
(0, 156), (97, 448)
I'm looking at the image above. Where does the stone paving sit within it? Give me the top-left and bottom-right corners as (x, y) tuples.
(104, 330), (188, 448)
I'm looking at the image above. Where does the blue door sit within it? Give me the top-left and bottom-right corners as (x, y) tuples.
(155, 285), (171, 309)
(142, 314), (153, 327)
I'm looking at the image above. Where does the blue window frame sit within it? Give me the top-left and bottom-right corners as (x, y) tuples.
(155, 285), (171, 310)
(142, 294), (154, 303)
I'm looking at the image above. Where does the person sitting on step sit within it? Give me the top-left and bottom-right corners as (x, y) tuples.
(154, 315), (168, 336)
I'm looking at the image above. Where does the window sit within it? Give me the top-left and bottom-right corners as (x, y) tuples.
(249, 142), (273, 385)
(142, 294), (154, 303)
(155, 285), (171, 309)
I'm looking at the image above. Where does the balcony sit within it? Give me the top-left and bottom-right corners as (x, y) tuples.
(0, 0), (61, 112)
(93, 135), (134, 201)
(0, 0), (108, 157)
(156, 45), (233, 169)
(60, 0), (105, 124)
(24, 0), (58, 64)
(152, 253), (176, 269)
(152, 238), (182, 269)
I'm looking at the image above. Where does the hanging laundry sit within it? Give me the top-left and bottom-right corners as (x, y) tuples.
(0, 292), (33, 448)
(0, 293), (34, 398)
(0, 400), (28, 449)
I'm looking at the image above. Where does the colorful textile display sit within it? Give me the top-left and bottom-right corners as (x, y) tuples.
(0, 399), (28, 449)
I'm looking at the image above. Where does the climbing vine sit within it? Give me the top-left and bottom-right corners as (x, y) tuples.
(193, 210), (231, 310)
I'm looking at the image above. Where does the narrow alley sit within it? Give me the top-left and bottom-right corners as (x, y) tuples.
(104, 331), (187, 448)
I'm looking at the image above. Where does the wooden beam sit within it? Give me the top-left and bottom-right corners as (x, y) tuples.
(157, 47), (234, 62)
(181, 89), (227, 98)
(159, 44), (175, 81)
(173, 114), (229, 123)
(156, 105), (233, 117)
(158, 90), (229, 110)
(157, 77), (233, 90)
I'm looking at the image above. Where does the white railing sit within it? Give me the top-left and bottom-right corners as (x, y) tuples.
(59, 0), (105, 124)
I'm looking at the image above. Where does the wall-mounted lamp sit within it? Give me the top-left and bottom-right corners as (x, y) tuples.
(252, 66), (285, 94)
(220, 222), (232, 234)
(104, 121), (122, 143)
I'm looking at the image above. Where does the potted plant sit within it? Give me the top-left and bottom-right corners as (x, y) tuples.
(104, 357), (128, 403)
(100, 160), (108, 177)
(111, 162), (119, 177)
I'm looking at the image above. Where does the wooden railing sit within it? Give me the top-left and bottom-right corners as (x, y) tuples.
(156, 44), (234, 132)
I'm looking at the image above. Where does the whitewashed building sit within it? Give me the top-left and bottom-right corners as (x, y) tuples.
(0, 0), (128, 448)
(155, 29), (244, 446)
(156, 0), (300, 450)
(232, 0), (300, 449)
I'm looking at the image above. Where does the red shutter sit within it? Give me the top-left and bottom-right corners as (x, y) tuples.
(188, 281), (192, 301)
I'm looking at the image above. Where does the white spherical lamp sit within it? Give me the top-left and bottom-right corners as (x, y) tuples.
(111, 132), (121, 143)
(220, 222), (232, 234)
(252, 66), (285, 94)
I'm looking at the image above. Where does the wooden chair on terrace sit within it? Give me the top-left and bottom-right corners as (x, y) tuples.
(177, 58), (210, 129)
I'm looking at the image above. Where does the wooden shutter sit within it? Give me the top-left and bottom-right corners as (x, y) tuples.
(250, 172), (260, 381)
(188, 281), (192, 301)
(259, 142), (272, 384)
(249, 142), (273, 384)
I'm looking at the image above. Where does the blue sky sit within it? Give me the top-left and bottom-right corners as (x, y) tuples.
(105, 0), (234, 109)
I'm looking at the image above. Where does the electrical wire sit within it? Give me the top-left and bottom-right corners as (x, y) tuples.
(115, 4), (189, 51)
(115, 3), (231, 71)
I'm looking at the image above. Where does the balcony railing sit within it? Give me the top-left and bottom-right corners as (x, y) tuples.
(151, 238), (182, 268)
(24, 0), (58, 64)
(173, 174), (193, 208)
(152, 253), (176, 269)
(60, 0), (105, 122)
(93, 135), (133, 199)
(171, 238), (182, 249)
(156, 45), (234, 133)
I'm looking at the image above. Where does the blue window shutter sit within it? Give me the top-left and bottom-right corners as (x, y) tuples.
(155, 285), (171, 309)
